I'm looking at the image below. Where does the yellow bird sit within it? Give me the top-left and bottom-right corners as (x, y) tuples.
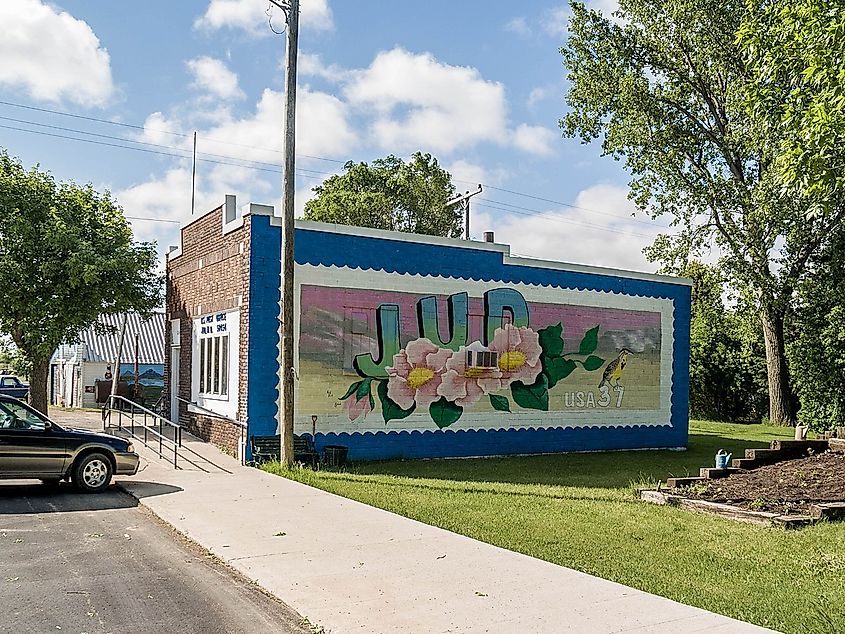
(599, 348), (633, 390)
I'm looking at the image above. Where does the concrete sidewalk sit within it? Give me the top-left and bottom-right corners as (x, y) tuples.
(117, 441), (775, 634)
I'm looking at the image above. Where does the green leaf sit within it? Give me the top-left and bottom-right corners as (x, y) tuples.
(376, 380), (415, 423)
(543, 357), (577, 388)
(339, 381), (363, 401)
(355, 377), (373, 401)
(538, 323), (564, 357)
(578, 325), (600, 356)
(429, 397), (463, 428)
(582, 355), (605, 371)
(489, 394), (511, 412)
(511, 374), (549, 411)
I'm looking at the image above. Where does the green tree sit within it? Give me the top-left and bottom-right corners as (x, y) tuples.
(0, 151), (161, 413)
(684, 261), (767, 421)
(737, 0), (845, 431)
(738, 0), (845, 207)
(304, 152), (463, 238)
(560, 0), (830, 425)
(787, 227), (845, 432)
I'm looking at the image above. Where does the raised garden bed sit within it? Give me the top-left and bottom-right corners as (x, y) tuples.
(640, 438), (845, 528)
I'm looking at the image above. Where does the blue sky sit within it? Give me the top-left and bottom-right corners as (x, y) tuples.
(0, 0), (669, 271)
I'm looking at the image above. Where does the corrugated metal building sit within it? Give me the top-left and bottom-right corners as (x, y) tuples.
(51, 312), (165, 408)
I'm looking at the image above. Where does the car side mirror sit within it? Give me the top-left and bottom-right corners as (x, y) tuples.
(43, 422), (52, 431)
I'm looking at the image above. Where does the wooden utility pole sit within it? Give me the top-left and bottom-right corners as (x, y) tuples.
(270, 0), (299, 466)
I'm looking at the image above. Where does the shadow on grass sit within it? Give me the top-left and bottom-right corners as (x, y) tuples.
(345, 432), (777, 490)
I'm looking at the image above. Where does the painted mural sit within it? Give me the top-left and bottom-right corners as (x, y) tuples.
(296, 276), (668, 434)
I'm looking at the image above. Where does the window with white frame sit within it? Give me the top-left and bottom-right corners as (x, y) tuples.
(192, 310), (239, 419)
(199, 334), (229, 396)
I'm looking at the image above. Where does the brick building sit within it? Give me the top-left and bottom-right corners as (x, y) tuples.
(166, 197), (692, 462)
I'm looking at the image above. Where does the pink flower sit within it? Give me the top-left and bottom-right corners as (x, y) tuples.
(439, 345), (503, 407)
(343, 392), (372, 422)
(386, 338), (453, 410)
(488, 324), (542, 386)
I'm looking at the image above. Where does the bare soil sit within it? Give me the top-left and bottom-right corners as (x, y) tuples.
(678, 450), (845, 515)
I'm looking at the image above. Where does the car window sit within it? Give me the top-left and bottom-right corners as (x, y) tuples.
(0, 401), (47, 431)
(0, 377), (16, 387)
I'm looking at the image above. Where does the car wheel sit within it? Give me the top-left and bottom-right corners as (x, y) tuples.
(72, 453), (113, 493)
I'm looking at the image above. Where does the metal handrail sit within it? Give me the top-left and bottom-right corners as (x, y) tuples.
(103, 394), (182, 468)
(175, 396), (247, 465)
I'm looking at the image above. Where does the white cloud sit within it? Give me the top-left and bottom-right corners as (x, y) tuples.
(137, 85), (355, 164)
(504, 17), (531, 36)
(195, 0), (333, 34)
(544, 1), (624, 36)
(446, 160), (488, 188)
(511, 124), (557, 156)
(299, 52), (348, 83)
(136, 112), (188, 148)
(475, 184), (661, 272)
(527, 85), (553, 108)
(0, 0), (114, 106)
(340, 48), (554, 157)
(118, 161), (276, 260)
(117, 168), (192, 258)
(344, 48), (509, 154)
(199, 87), (356, 162)
(543, 6), (571, 37)
(186, 56), (244, 100)
(446, 160), (510, 189)
(296, 180), (323, 219)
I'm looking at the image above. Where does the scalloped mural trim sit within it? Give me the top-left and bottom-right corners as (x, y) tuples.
(295, 262), (683, 301)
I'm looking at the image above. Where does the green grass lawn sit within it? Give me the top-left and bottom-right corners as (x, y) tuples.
(265, 421), (845, 633)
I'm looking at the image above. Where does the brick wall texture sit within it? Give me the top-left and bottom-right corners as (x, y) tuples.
(165, 209), (251, 456)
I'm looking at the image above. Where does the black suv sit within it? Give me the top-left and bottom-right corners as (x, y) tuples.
(0, 396), (139, 493)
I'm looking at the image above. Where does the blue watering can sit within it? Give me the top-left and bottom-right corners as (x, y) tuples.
(715, 449), (732, 469)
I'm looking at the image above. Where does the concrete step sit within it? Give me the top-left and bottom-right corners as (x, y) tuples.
(809, 502), (845, 521)
(829, 438), (845, 454)
(744, 448), (779, 460)
(699, 467), (741, 479)
(772, 515), (817, 529)
(769, 439), (829, 454)
(730, 458), (757, 469)
(741, 448), (787, 467)
(666, 476), (707, 488)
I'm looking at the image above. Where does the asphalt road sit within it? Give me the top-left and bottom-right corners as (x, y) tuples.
(0, 482), (312, 634)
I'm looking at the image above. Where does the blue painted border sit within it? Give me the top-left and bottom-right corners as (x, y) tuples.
(311, 425), (685, 461)
(245, 215), (282, 459)
(246, 223), (691, 461)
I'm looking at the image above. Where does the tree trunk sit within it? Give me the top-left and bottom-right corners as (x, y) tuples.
(760, 304), (795, 426)
(28, 354), (50, 415)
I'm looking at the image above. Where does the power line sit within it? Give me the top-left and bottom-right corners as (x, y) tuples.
(0, 99), (345, 164)
(0, 99), (673, 236)
(476, 196), (661, 237)
(125, 216), (180, 224)
(0, 113), (341, 177)
(454, 179), (666, 228)
(0, 121), (664, 241)
(0, 122), (328, 180)
(473, 200), (658, 239)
